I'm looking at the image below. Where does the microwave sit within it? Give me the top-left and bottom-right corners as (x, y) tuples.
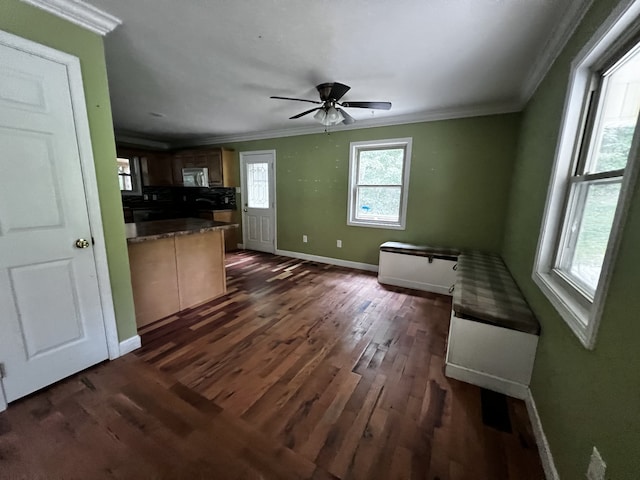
(182, 167), (209, 187)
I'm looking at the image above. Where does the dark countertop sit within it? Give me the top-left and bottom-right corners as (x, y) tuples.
(125, 218), (239, 244)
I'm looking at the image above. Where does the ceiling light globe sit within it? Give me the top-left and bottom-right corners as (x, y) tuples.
(313, 109), (327, 123)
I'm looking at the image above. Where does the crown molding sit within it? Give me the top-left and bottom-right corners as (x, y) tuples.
(20, 0), (122, 36)
(519, 0), (595, 104)
(171, 101), (522, 148)
(115, 133), (172, 150)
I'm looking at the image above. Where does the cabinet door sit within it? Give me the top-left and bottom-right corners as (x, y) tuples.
(222, 149), (238, 187)
(175, 230), (226, 309)
(194, 150), (222, 186)
(128, 238), (180, 328)
(213, 210), (238, 252)
(172, 152), (195, 186)
(141, 153), (174, 186)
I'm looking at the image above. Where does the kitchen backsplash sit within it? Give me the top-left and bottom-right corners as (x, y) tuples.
(122, 186), (236, 210)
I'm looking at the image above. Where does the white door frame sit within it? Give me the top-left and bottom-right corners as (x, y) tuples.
(0, 30), (120, 396)
(239, 150), (277, 252)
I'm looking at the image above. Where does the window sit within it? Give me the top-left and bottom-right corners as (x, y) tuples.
(347, 138), (412, 229)
(534, 6), (640, 349)
(117, 156), (141, 195)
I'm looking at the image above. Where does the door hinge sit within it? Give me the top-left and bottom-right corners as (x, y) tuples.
(0, 363), (5, 379)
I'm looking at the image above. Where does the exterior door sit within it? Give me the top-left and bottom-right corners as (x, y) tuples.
(0, 35), (109, 405)
(240, 151), (276, 253)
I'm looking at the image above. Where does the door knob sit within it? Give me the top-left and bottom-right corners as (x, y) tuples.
(243, 208), (248, 212)
(75, 238), (90, 249)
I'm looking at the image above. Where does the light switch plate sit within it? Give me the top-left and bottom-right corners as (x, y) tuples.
(587, 447), (606, 480)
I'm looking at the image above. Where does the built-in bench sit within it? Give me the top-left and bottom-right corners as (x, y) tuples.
(378, 243), (540, 399)
(446, 251), (540, 398)
(378, 242), (459, 296)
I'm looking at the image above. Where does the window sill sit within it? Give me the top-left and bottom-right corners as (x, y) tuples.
(347, 219), (405, 230)
(532, 270), (596, 349)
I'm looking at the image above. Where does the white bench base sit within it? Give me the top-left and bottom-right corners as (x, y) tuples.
(378, 251), (457, 296)
(445, 312), (538, 398)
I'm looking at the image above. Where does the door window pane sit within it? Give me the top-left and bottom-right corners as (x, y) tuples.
(247, 162), (269, 208)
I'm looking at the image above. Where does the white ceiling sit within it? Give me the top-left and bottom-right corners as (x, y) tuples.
(86, 0), (577, 143)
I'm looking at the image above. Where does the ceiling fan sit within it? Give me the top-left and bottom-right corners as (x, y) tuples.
(270, 82), (391, 126)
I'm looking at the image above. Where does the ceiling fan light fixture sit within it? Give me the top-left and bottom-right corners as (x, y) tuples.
(271, 82), (391, 127)
(313, 109), (327, 124)
(324, 106), (344, 125)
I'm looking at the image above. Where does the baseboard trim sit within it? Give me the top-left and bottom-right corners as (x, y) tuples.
(0, 383), (7, 413)
(275, 249), (378, 273)
(119, 335), (141, 356)
(377, 275), (452, 295)
(444, 362), (529, 400)
(525, 389), (560, 480)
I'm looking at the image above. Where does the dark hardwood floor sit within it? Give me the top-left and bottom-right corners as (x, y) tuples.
(0, 250), (545, 479)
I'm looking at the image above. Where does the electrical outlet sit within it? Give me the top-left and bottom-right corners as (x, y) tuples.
(587, 447), (606, 480)
(303, 235), (308, 243)
(337, 240), (342, 248)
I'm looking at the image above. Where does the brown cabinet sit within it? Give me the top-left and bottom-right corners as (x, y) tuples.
(118, 147), (174, 187)
(117, 145), (238, 188)
(140, 152), (174, 186)
(172, 147), (237, 187)
(198, 209), (239, 252)
(127, 230), (226, 328)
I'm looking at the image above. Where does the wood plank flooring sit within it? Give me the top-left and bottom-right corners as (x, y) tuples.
(0, 250), (545, 479)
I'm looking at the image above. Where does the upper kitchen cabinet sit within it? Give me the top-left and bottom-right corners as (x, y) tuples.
(141, 152), (174, 186)
(172, 148), (237, 187)
(117, 147), (174, 187)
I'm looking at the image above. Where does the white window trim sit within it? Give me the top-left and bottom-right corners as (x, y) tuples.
(533, 0), (640, 349)
(347, 137), (412, 230)
(119, 156), (142, 196)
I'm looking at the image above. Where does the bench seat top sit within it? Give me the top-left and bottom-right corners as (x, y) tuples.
(453, 252), (540, 336)
(380, 241), (459, 260)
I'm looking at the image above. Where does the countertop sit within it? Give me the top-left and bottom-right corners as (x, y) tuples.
(125, 218), (239, 244)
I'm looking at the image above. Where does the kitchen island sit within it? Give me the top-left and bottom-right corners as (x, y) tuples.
(125, 218), (238, 328)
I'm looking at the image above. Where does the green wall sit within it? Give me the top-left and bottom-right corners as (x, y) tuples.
(502, 0), (640, 478)
(223, 114), (520, 265)
(1, 0), (137, 341)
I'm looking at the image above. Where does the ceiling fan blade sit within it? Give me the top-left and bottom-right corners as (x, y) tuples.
(341, 101), (392, 110)
(338, 108), (355, 125)
(271, 96), (322, 105)
(316, 82), (351, 102)
(290, 107), (321, 119)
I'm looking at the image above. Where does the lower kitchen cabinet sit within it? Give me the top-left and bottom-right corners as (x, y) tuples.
(198, 209), (239, 252)
(127, 229), (226, 328)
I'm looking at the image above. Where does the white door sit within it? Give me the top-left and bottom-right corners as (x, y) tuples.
(240, 151), (276, 253)
(0, 35), (109, 405)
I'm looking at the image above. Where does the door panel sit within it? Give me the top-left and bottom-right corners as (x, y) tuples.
(0, 130), (63, 231)
(241, 151), (275, 253)
(9, 260), (84, 358)
(0, 39), (109, 404)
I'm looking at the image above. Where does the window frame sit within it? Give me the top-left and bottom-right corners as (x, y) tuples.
(347, 138), (412, 230)
(117, 155), (142, 196)
(533, 2), (640, 349)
